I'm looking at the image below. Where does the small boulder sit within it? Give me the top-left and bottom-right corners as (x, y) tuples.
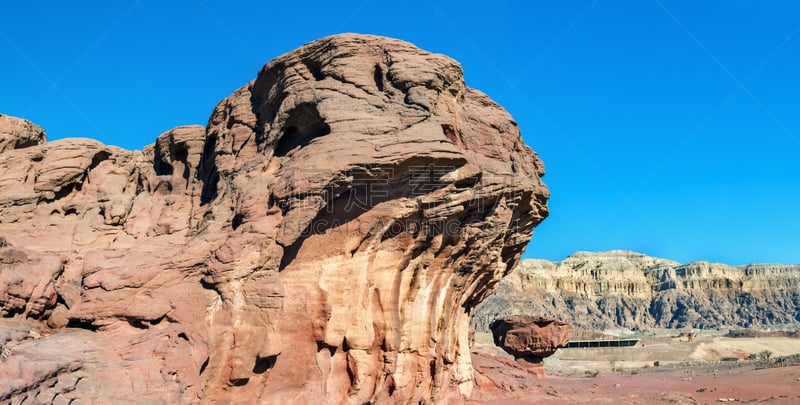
(490, 315), (570, 361)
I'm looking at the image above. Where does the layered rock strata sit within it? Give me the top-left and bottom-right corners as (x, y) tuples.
(0, 34), (548, 404)
(472, 251), (800, 332)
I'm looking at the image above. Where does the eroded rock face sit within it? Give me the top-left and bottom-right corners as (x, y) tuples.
(0, 34), (548, 404)
(490, 316), (570, 360)
(0, 114), (46, 154)
(473, 251), (800, 332)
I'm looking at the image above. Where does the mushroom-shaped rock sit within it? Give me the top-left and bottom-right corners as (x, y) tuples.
(0, 34), (549, 404)
(490, 315), (570, 361)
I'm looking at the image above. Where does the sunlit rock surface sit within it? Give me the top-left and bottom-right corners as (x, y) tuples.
(0, 34), (548, 404)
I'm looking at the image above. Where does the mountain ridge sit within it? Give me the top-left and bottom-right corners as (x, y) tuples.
(471, 250), (800, 332)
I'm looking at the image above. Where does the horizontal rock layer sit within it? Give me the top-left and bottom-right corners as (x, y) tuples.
(0, 34), (548, 404)
(472, 250), (800, 332)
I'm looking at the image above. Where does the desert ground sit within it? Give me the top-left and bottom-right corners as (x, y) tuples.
(470, 330), (800, 404)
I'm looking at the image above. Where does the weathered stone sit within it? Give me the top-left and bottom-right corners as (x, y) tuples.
(490, 315), (570, 360)
(0, 34), (548, 404)
(0, 114), (46, 154)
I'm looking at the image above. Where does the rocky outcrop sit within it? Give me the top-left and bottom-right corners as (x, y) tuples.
(0, 114), (46, 154)
(472, 251), (800, 332)
(488, 315), (569, 379)
(0, 34), (548, 404)
(490, 316), (570, 360)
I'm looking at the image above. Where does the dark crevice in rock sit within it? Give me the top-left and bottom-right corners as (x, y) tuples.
(4, 306), (23, 317)
(304, 60), (325, 81)
(317, 341), (337, 356)
(14, 138), (39, 149)
(278, 241), (300, 272)
(199, 135), (219, 205)
(182, 162), (191, 183)
(345, 359), (356, 390)
(231, 213), (244, 230)
(199, 278), (215, 290)
(374, 64), (384, 92)
(249, 87), (278, 151)
(231, 378), (249, 387)
(153, 147), (174, 176)
(55, 294), (70, 309)
(454, 175), (479, 189)
(174, 145), (188, 162)
(46, 182), (82, 203)
(88, 151), (112, 172)
(199, 358), (209, 375)
(127, 319), (148, 329)
(252, 354), (277, 374)
(273, 103), (331, 157)
(66, 319), (98, 332)
(175, 145), (190, 181)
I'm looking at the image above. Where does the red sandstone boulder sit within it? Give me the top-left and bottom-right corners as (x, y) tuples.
(490, 315), (570, 360)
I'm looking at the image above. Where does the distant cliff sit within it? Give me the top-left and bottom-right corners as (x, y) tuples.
(471, 251), (800, 332)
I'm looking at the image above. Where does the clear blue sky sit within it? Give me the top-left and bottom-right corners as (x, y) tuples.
(2, 1), (799, 265)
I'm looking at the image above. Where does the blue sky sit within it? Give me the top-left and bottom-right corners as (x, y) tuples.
(2, 1), (799, 265)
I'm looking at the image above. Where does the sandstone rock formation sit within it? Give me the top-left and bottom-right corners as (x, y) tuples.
(473, 316), (570, 381)
(0, 34), (549, 404)
(490, 316), (570, 360)
(472, 251), (800, 332)
(0, 114), (46, 154)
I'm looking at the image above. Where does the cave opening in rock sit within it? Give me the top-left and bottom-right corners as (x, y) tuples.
(374, 64), (385, 92)
(273, 103), (331, 157)
(252, 354), (277, 374)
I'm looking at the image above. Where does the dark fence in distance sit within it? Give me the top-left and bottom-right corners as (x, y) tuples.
(565, 339), (640, 349)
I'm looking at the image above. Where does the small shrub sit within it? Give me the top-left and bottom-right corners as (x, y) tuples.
(720, 357), (739, 362)
(759, 350), (773, 360)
